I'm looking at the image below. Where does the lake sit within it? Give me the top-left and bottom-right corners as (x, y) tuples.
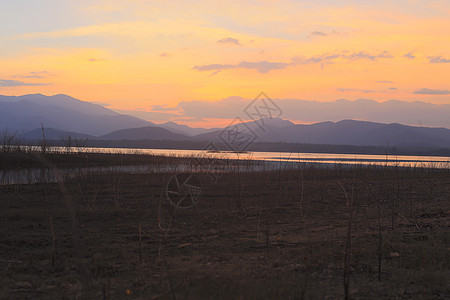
(1, 146), (449, 185)
(58, 146), (450, 168)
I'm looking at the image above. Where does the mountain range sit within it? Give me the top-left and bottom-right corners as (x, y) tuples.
(1, 94), (450, 149)
(0, 94), (150, 136)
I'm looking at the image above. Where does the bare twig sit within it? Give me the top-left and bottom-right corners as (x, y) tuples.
(377, 201), (382, 282)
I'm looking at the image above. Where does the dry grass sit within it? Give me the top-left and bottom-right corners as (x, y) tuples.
(0, 160), (449, 299)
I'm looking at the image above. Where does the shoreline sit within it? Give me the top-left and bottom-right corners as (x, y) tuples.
(1, 146), (449, 172)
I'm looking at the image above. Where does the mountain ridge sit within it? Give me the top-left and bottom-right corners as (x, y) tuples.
(1, 93), (449, 149)
(18, 119), (450, 149)
(0, 94), (153, 135)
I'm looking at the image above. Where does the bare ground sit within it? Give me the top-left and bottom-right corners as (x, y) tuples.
(0, 164), (449, 299)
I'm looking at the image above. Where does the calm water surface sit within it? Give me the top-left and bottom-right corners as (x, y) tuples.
(1, 147), (448, 185)
(68, 146), (450, 167)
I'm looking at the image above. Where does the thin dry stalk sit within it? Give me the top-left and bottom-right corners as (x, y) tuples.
(139, 223), (143, 264)
(49, 215), (56, 268)
(102, 276), (110, 300)
(339, 180), (355, 300)
(299, 165), (305, 222)
(377, 200), (382, 282)
(41, 124), (47, 155)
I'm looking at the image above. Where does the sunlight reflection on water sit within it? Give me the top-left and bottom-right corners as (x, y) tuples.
(1, 146), (448, 185)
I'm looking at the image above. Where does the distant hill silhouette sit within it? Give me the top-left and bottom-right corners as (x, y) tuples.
(2, 94), (450, 150)
(0, 94), (152, 136)
(157, 122), (218, 136)
(20, 119), (450, 149)
(192, 119), (450, 148)
(23, 128), (95, 140)
(259, 120), (450, 148)
(99, 126), (189, 141)
(192, 117), (295, 142)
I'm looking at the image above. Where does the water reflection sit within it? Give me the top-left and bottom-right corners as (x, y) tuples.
(0, 147), (449, 185)
(45, 146), (450, 166)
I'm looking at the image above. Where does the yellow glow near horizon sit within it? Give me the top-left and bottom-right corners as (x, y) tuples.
(0, 0), (449, 126)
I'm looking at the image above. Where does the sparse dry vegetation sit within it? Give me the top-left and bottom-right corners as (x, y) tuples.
(0, 154), (449, 299)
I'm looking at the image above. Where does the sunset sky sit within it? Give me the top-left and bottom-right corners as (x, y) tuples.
(0, 0), (449, 127)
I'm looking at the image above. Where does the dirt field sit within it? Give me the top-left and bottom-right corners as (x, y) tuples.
(0, 163), (449, 299)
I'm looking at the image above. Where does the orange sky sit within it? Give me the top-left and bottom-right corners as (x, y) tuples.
(0, 0), (449, 126)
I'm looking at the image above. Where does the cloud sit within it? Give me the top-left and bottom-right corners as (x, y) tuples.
(177, 96), (246, 119)
(293, 51), (393, 65)
(159, 52), (171, 57)
(217, 37), (241, 46)
(428, 56), (450, 63)
(150, 104), (179, 112)
(404, 52), (415, 59)
(0, 79), (51, 87)
(174, 97), (450, 128)
(237, 61), (291, 73)
(376, 80), (393, 83)
(309, 31), (327, 37)
(194, 50), (394, 74)
(337, 88), (376, 93)
(308, 30), (347, 38)
(414, 88), (450, 95)
(208, 70), (221, 76)
(194, 63), (235, 71)
(15, 75), (45, 79)
(194, 60), (292, 73)
(14, 71), (52, 79)
(347, 51), (393, 61)
(293, 55), (334, 65)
